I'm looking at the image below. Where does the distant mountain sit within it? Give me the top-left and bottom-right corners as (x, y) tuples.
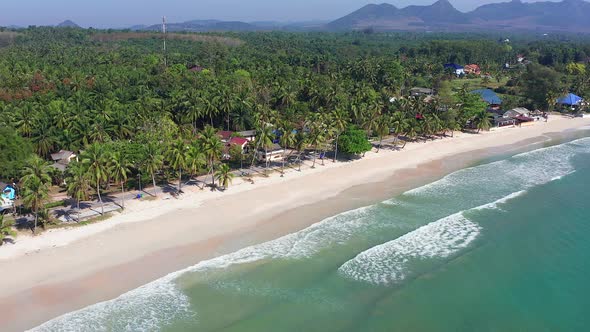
(328, 0), (590, 33)
(400, 0), (468, 24)
(327, 3), (403, 31)
(142, 19), (258, 32)
(57, 20), (80, 28)
(128, 24), (147, 31)
(472, 0), (590, 29)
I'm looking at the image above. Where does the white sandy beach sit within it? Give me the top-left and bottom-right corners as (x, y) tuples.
(1, 116), (589, 332)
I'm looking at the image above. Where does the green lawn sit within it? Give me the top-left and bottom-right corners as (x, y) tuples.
(449, 77), (509, 91)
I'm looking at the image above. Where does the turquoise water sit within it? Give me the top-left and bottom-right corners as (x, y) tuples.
(33, 136), (590, 332)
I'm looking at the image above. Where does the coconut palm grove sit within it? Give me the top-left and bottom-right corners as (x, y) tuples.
(1, 27), (589, 233)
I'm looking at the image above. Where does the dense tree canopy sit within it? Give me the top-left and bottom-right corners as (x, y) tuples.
(0, 27), (588, 201)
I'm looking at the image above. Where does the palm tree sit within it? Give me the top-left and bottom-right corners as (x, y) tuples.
(293, 132), (307, 172)
(110, 151), (132, 209)
(82, 143), (109, 215)
(375, 114), (391, 153)
(279, 123), (296, 176)
(166, 140), (188, 193)
(186, 143), (206, 188)
(66, 162), (91, 220)
(215, 164), (235, 190)
(199, 126), (223, 187)
(256, 125), (275, 174)
(390, 111), (408, 148)
(331, 107), (349, 162)
(21, 156), (51, 234)
(142, 143), (164, 196)
(473, 109), (492, 133)
(0, 215), (16, 246)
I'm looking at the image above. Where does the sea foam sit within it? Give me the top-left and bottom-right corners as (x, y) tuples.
(337, 190), (532, 285)
(30, 205), (385, 331)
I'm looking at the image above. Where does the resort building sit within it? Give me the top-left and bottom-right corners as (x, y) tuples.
(471, 89), (502, 109)
(237, 130), (256, 141)
(228, 136), (249, 151)
(503, 107), (531, 118)
(257, 143), (285, 163)
(50, 150), (77, 172)
(492, 114), (516, 127)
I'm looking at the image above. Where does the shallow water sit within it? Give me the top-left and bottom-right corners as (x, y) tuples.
(32, 136), (590, 332)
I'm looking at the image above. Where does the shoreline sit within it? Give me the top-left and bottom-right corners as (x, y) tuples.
(2, 116), (590, 331)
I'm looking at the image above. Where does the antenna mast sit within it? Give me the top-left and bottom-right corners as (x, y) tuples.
(162, 16), (167, 67)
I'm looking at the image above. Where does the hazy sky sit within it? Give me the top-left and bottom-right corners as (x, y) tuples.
(1, 0), (559, 28)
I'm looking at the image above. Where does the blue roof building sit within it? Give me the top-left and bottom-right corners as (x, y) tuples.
(471, 89), (502, 105)
(556, 93), (583, 106)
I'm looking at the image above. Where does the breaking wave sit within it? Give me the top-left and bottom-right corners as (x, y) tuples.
(337, 191), (529, 285)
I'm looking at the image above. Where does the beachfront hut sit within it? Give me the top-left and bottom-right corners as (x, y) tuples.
(444, 63), (465, 76)
(492, 114), (516, 127)
(237, 130), (256, 142)
(471, 89), (502, 107)
(557, 93), (583, 106)
(514, 115), (535, 125)
(503, 107), (530, 118)
(256, 143), (284, 163)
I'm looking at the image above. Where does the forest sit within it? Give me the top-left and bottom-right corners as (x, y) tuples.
(0, 27), (589, 232)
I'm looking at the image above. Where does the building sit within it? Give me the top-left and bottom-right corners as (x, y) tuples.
(257, 143), (285, 163)
(503, 107), (530, 118)
(492, 114), (516, 127)
(237, 130), (256, 141)
(557, 93), (583, 107)
(464, 64), (481, 75)
(444, 63), (465, 76)
(471, 89), (502, 108)
(228, 137), (249, 151)
(50, 150), (77, 172)
(217, 131), (233, 143)
(0, 182), (15, 212)
(188, 65), (204, 72)
(410, 87), (435, 97)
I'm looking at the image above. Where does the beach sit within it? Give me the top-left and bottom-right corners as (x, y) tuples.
(2, 116), (590, 332)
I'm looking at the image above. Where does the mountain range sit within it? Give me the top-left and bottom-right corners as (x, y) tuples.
(139, 19), (325, 32)
(327, 0), (590, 33)
(18, 0), (590, 34)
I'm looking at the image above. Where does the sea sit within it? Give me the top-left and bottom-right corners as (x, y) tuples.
(32, 134), (590, 332)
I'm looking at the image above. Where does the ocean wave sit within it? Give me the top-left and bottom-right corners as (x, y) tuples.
(473, 190), (527, 211)
(338, 190), (530, 286)
(403, 138), (590, 211)
(29, 205), (386, 331)
(30, 272), (194, 332)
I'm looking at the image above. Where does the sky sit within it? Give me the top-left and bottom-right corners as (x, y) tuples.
(1, 0), (560, 28)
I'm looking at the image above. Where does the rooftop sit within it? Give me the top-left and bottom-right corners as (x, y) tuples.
(50, 150), (75, 162)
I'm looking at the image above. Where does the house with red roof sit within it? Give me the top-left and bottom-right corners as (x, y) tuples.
(464, 64), (481, 76)
(217, 131), (233, 143)
(229, 136), (249, 150)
